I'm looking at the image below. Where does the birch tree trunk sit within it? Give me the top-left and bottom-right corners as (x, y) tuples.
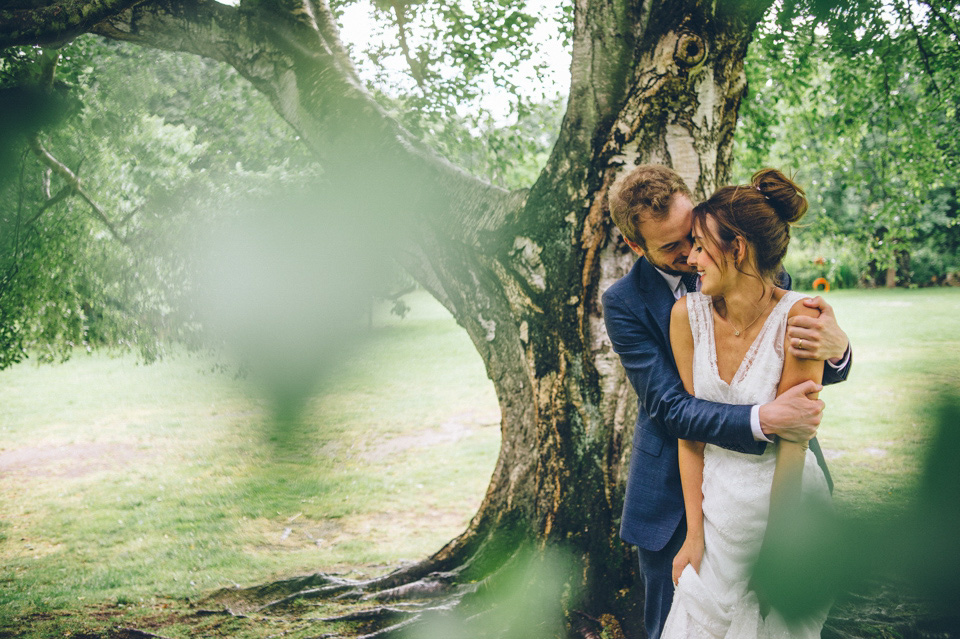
(3, 0), (771, 635)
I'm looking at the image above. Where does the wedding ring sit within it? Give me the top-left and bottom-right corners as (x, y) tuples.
(798, 339), (804, 350)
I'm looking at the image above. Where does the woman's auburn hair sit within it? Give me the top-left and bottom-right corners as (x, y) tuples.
(692, 168), (808, 280)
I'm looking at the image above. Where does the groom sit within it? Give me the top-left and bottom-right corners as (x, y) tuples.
(601, 165), (851, 639)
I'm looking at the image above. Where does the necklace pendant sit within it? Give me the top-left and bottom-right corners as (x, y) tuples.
(734, 330), (740, 336)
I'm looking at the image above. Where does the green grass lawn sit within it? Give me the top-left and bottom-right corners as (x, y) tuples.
(0, 287), (958, 636)
(812, 288), (960, 514)
(0, 291), (500, 632)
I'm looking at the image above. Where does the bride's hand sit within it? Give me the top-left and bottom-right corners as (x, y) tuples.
(672, 535), (704, 586)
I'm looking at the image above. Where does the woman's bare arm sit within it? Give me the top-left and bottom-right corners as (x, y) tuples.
(670, 299), (706, 583)
(770, 300), (826, 515)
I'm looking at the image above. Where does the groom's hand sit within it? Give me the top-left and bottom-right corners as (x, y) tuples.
(759, 380), (824, 442)
(787, 296), (849, 362)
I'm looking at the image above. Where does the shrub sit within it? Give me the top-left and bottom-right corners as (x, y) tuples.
(908, 245), (960, 287)
(783, 240), (863, 290)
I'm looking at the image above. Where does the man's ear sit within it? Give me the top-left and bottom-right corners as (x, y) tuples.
(623, 237), (645, 257)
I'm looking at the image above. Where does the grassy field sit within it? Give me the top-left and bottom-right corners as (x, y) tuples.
(1, 287), (958, 636)
(813, 288), (960, 514)
(0, 292), (500, 634)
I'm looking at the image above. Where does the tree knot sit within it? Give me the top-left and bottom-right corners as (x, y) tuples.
(673, 31), (707, 68)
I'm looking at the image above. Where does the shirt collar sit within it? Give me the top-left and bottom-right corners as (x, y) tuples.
(653, 266), (685, 300)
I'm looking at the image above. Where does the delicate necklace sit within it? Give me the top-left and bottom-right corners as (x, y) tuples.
(727, 294), (775, 337)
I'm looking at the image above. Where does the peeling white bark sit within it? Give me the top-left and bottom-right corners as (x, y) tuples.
(609, 137), (643, 169)
(478, 315), (497, 342)
(665, 123), (701, 189)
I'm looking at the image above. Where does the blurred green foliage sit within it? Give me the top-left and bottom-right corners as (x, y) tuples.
(193, 188), (393, 420)
(405, 547), (577, 639)
(782, 240), (864, 289)
(753, 393), (960, 633)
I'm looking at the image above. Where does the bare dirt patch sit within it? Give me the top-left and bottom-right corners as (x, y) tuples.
(0, 442), (150, 480)
(359, 408), (500, 462)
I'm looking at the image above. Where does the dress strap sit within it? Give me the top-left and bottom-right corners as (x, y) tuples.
(769, 290), (808, 324)
(685, 292), (713, 353)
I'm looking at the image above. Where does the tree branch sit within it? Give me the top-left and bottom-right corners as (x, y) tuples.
(0, 0), (145, 48)
(541, 0), (635, 175)
(306, 0), (358, 81)
(92, 0), (517, 241)
(27, 135), (127, 244)
(919, 0), (960, 45)
(26, 184), (73, 228)
(898, 0), (943, 100)
(390, 1), (429, 95)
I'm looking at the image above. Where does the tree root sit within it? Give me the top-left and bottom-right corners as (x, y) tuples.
(199, 513), (508, 635)
(193, 607), (250, 619)
(115, 628), (177, 639)
(257, 583), (363, 612)
(822, 582), (959, 639)
(203, 571), (354, 608)
(312, 595), (466, 639)
(360, 571), (460, 602)
(255, 571), (462, 613)
(227, 566), (490, 638)
(319, 602), (429, 623)
(353, 615), (424, 639)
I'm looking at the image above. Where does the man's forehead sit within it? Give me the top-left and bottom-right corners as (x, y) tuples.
(643, 197), (693, 247)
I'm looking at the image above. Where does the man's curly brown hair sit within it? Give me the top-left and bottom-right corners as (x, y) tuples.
(608, 165), (692, 249)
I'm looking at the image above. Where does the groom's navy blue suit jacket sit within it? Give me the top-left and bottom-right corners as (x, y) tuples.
(602, 256), (851, 552)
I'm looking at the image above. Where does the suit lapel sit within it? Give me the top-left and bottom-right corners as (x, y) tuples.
(637, 258), (677, 347)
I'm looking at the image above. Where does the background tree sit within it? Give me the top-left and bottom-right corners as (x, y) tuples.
(734, 0), (960, 288)
(0, 37), (323, 366)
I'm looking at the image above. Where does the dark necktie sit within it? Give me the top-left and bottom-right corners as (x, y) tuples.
(680, 272), (699, 294)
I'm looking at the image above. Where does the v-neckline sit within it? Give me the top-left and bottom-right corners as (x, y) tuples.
(706, 293), (793, 387)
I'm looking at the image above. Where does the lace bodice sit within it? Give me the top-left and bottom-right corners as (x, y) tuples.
(687, 290), (807, 406)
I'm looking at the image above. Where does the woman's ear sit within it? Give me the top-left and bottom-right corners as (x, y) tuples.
(734, 236), (747, 266)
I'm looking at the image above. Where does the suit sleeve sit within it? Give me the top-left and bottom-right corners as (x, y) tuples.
(602, 287), (763, 454)
(822, 346), (852, 385)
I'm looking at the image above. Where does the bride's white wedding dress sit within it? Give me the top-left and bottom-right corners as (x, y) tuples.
(660, 291), (831, 639)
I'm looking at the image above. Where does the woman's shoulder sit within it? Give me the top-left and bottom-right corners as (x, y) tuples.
(777, 289), (817, 320)
(671, 295), (690, 321)
(670, 296), (695, 348)
(673, 291), (709, 315)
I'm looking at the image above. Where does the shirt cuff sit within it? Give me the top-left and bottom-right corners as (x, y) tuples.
(826, 344), (851, 369)
(751, 405), (774, 442)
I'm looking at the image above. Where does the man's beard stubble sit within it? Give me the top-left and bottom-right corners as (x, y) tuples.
(648, 255), (694, 277)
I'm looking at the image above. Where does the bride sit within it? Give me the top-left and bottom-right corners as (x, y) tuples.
(661, 169), (832, 639)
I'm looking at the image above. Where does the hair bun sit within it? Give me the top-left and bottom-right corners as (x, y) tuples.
(752, 168), (808, 224)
